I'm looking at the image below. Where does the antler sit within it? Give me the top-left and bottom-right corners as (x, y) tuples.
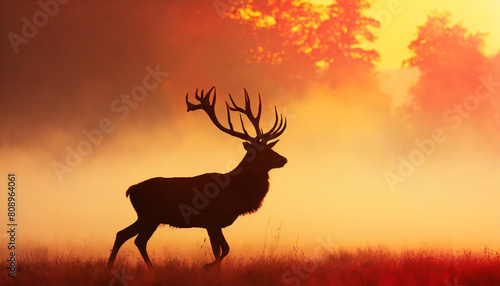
(261, 105), (287, 145)
(186, 86), (286, 145)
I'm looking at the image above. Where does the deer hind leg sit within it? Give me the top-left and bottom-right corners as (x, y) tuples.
(205, 227), (230, 269)
(134, 222), (159, 269)
(107, 220), (141, 270)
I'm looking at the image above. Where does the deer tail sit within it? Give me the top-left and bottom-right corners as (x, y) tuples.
(125, 185), (136, 197)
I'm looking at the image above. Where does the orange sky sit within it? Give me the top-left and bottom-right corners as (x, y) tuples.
(1, 0), (499, 262)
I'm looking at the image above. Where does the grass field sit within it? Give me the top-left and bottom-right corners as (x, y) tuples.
(1, 247), (499, 286)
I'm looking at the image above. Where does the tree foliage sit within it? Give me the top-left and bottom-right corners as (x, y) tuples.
(404, 12), (489, 116)
(226, 0), (380, 81)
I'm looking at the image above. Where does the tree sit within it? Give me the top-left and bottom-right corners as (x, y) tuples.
(225, 0), (380, 87)
(404, 12), (490, 119)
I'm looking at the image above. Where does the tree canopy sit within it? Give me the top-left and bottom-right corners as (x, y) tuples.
(225, 0), (380, 83)
(404, 12), (489, 116)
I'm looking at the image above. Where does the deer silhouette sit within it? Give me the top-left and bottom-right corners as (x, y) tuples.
(106, 86), (287, 270)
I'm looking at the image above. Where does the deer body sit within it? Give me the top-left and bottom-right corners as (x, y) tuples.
(126, 168), (271, 229)
(107, 87), (287, 270)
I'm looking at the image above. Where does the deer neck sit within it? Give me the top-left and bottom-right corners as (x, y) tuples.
(227, 155), (270, 215)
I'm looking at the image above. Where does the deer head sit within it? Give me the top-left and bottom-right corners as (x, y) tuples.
(185, 86), (287, 172)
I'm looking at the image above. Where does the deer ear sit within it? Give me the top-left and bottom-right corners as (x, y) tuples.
(267, 140), (279, 149)
(242, 142), (253, 150)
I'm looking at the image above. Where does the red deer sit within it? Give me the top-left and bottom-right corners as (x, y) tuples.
(106, 86), (287, 270)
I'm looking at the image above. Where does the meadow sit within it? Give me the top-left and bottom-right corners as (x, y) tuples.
(1, 246), (499, 286)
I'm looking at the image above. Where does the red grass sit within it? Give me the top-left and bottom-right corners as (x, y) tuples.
(1, 247), (499, 285)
